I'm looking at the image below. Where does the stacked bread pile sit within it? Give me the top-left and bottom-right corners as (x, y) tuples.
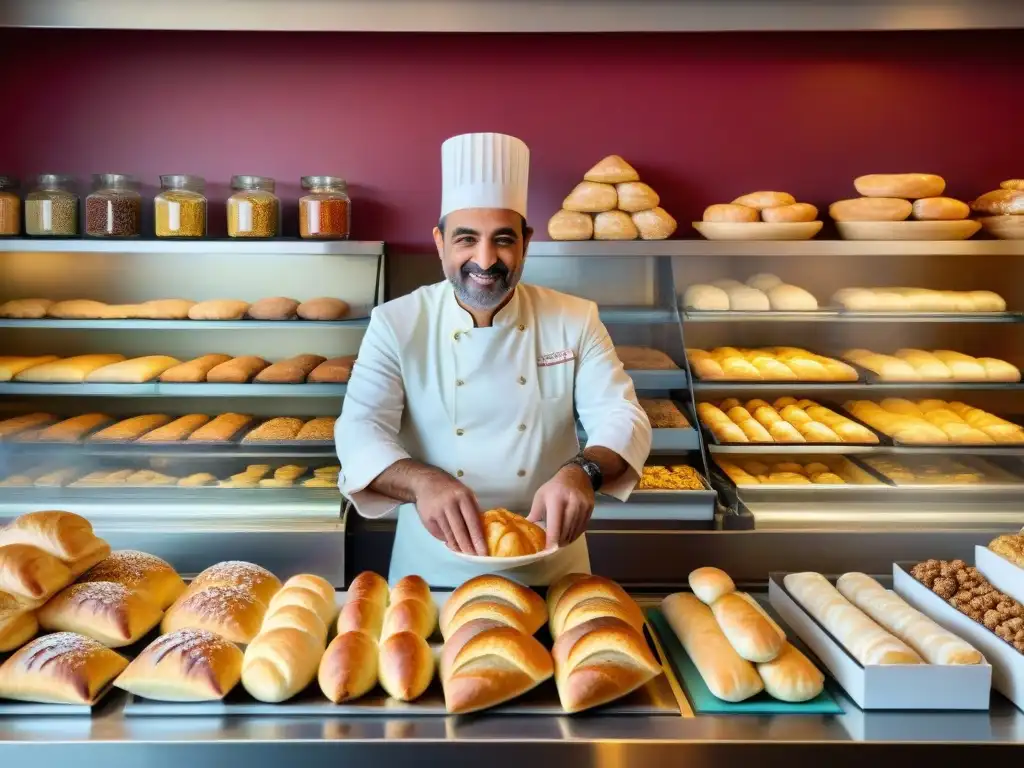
(832, 287), (1006, 313)
(688, 347), (857, 382)
(698, 398), (879, 444)
(845, 399), (1024, 444)
(786, 571), (982, 666)
(0, 296), (350, 321)
(971, 179), (1024, 217)
(715, 456), (877, 486)
(439, 574), (552, 713)
(830, 174), (969, 223)
(844, 348), (1020, 382)
(547, 573), (662, 712)
(702, 191), (818, 224)
(662, 567), (823, 702)
(0, 510), (111, 653)
(547, 155), (677, 241)
(684, 273), (818, 312)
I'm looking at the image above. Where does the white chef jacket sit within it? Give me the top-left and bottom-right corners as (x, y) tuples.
(336, 281), (651, 587)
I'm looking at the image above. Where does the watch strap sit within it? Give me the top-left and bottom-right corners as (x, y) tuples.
(565, 454), (603, 492)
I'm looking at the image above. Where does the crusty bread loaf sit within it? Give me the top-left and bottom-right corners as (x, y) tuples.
(549, 575), (644, 638)
(731, 191), (796, 210)
(114, 628), (243, 701)
(161, 585), (267, 644)
(912, 197), (970, 221)
(185, 560), (281, 605)
(138, 414), (211, 442)
(0, 298), (53, 318)
(38, 581), (163, 647)
(186, 413), (253, 442)
(757, 642), (824, 702)
(242, 626), (323, 703)
(662, 592), (762, 702)
(854, 174), (945, 199)
(159, 354), (233, 383)
(711, 592), (784, 663)
(0, 631), (127, 704)
(254, 354), (327, 384)
(829, 197), (913, 222)
(31, 414), (113, 443)
(584, 155), (639, 184)
(14, 354), (127, 382)
(307, 356), (355, 383)
(970, 188), (1024, 216)
(761, 203), (818, 223)
(0, 357), (59, 382)
(440, 599), (529, 641)
(76, 550), (185, 610)
(593, 210), (639, 240)
(296, 297), (350, 321)
(318, 630), (379, 703)
(0, 593), (38, 652)
(563, 181), (617, 213)
(689, 566), (735, 605)
(87, 414), (173, 442)
(616, 182), (659, 213)
(0, 511), (109, 575)
(248, 297), (300, 320)
(206, 356), (270, 383)
(442, 573), (545, 638)
(0, 543), (73, 606)
(188, 299), (250, 320)
(547, 209), (594, 240)
(378, 630), (434, 701)
(703, 203), (758, 223)
(242, 417), (304, 442)
(632, 207), (677, 240)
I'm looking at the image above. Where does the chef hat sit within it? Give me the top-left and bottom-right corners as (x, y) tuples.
(440, 132), (530, 219)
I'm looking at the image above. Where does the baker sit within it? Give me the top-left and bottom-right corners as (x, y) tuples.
(336, 132), (651, 587)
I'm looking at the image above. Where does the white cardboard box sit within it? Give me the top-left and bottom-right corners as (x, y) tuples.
(975, 545), (1024, 604)
(770, 573), (991, 710)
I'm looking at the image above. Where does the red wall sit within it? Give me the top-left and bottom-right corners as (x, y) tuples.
(0, 29), (1022, 251)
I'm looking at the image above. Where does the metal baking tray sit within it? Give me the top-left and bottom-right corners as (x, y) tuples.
(625, 369), (688, 390)
(0, 701), (96, 716)
(854, 454), (1024, 490)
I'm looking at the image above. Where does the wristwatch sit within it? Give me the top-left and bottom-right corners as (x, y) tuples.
(564, 453), (603, 492)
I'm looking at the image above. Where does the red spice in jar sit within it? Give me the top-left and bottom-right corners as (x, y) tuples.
(298, 176), (350, 239)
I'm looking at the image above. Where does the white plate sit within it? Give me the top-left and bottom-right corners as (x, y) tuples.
(448, 545), (561, 569)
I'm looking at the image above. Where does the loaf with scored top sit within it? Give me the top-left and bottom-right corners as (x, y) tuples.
(162, 585), (267, 644)
(185, 560), (282, 605)
(76, 550), (185, 610)
(38, 581), (163, 648)
(441, 573), (545, 638)
(0, 631), (128, 704)
(0, 511), (110, 577)
(549, 575), (645, 638)
(114, 628), (243, 701)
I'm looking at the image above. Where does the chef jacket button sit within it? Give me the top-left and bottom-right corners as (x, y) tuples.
(456, 379), (464, 387)
(517, 423), (526, 432)
(456, 428), (465, 436)
(453, 331), (461, 341)
(456, 470), (464, 478)
(517, 376), (527, 385)
(517, 469), (526, 477)
(517, 324), (526, 332)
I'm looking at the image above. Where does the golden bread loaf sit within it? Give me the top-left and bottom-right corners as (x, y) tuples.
(912, 197), (969, 220)
(441, 573), (545, 638)
(761, 202), (818, 223)
(241, 626), (323, 703)
(482, 508), (546, 558)
(593, 209), (639, 240)
(296, 297), (350, 321)
(0, 631), (127, 704)
(731, 191), (796, 210)
(616, 181), (659, 212)
(703, 203), (758, 223)
(38, 581), (163, 647)
(583, 155), (639, 184)
(632, 206), (677, 239)
(159, 354), (233, 383)
(115, 628), (243, 701)
(829, 197), (913, 222)
(757, 642), (824, 702)
(970, 188), (1024, 216)
(547, 209), (594, 240)
(854, 173), (945, 199)
(378, 630), (434, 701)
(14, 354), (127, 382)
(0, 357), (59, 381)
(563, 181), (617, 213)
(318, 629), (379, 702)
(76, 550), (185, 609)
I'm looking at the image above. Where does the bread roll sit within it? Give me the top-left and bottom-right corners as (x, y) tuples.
(115, 628), (243, 701)
(549, 576), (644, 638)
(263, 603), (328, 646)
(757, 642), (824, 702)
(710, 592), (784, 662)
(616, 182), (659, 213)
(187, 413), (253, 442)
(0, 593), (38, 652)
(188, 299), (250, 320)
(243, 417), (304, 442)
(304, 356), (354, 384)
(138, 414), (211, 442)
(347, 570), (389, 609)
(0, 511), (108, 573)
(970, 188), (1024, 216)
(186, 560), (281, 605)
(547, 209), (593, 241)
(978, 358), (1021, 382)
(767, 284), (818, 311)
(318, 630), (379, 703)
(254, 354), (327, 384)
(0, 631), (128, 704)
(632, 207), (677, 240)
(854, 174), (945, 199)
(545, 572), (590, 617)
(683, 284), (729, 311)
(688, 567), (735, 604)
(441, 599), (529, 641)
(0, 357), (59, 381)
(482, 508), (545, 557)
(162, 585), (266, 644)
(1002, 179), (1024, 191)
(836, 572), (982, 665)
(88, 414), (173, 442)
(442, 574), (545, 638)
(584, 155), (639, 184)
(159, 354), (233, 383)
(761, 203), (818, 223)
(391, 574), (437, 628)
(337, 597), (385, 640)
(0, 542), (73, 609)
(912, 197), (969, 221)
(551, 616), (660, 713)
(769, 421), (806, 442)
(378, 630), (434, 701)
(703, 203), (758, 223)
(783, 572), (921, 665)
(267, 583), (335, 626)
(206, 355), (270, 383)
(76, 550), (185, 609)
(248, 297), (299, 320)
(725, 286), (770, 311)
(594, 210), (638, 240)
(0, 298), (53, 318)
(382, 598), (436, 641)
(731, 191), (796, 210)
(563, 181), (617, 213)
(242, 626), (323, 703)
(829, 197), (913, 222)
(14, 354), (127, 382)
(296, 297), (350, 321)
(710, 422), (748, 443)
(661, 593), (762, 702)
(38, 582), (162, 647)
(46, 300), (124, 319)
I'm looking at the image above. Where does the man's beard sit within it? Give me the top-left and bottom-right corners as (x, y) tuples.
(448, 261), (522, 310)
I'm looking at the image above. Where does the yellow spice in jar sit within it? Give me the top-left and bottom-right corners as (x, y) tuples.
(228, 191), (278, 238)
(0, 191), (20, 235)
(155, 190), (206, 237)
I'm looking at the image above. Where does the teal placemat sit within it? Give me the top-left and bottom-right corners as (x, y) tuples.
(646, 607), (843, 715)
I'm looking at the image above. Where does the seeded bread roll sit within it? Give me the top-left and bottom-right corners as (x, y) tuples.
(186, 413), (253, 442)
(243, 417), (305, 442)
(138, 414), (211, 442)
(188, 299), (250, 321)
(296, 417), (335, 441)
(0, 298), (54, 318)
(296, 297), (350, 321)
(248, 297), (300, 320)
(254, 354), (327, 384)
(159, 354), (233, 383)
(0, 356), (60, 381)
(87, 414), (173, 442)
(206, 356), (270, 383)
(307, 356), (355, 383)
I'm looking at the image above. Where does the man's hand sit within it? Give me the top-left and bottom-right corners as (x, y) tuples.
(412, 470), (487, 555)
(527, 464), (595, 549)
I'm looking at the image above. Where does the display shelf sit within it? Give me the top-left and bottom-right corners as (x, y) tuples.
(0, 238), (384, 256)
(0, 382), (347, 397)
(627, 370), (688, 389)
(683, 310), (1024, 323)
(0, 318), (371, 329)
(599, 306), (677, 324)
(709, 443), (1024, 456)
(531, 240), (1024, 258)
(13, 442), (338, 458)
(692, 381), (1024, 393)
(580, 423), (700, 453)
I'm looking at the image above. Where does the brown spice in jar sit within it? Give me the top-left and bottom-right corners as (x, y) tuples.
(0, 191), (20, 235)
(227, 192), (278, 238)
(26, 194), (78, 236)
(86, 193), (141, 237)
(300, 197), (350, 239)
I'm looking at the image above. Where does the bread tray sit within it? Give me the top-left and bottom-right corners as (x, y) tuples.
(836, 220), (981, 241)
(770, 571), (991, 710)
(979, 215), (1024, 240)
(692, 221), (823, 241)
(698, 402), (888, 450)
(857, 455), (1023, 489)
(840, 406), (1024, 450)
(711, 453), (889, 493)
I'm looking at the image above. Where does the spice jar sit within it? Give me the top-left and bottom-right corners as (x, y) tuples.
(155, 175), (207, 238)
(299, 176), (351, 239)
(25, 175), (78, 236)
(227, 175), (278, 238)
(0, 176), (21, 235)
(85, 174), (141, 238)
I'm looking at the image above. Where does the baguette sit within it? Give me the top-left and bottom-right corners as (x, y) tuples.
(242, 627), (323, 703)
(254, 354), (327, 384)
(206, 356), (270, 383)
(159, 354), (233, 383)
(0, 357), (59, 381)
(307, 356), (356, 383)
(661, 593), (762, 702)
(378, 630), (434, 701)
(14, 354), (126, 382)
(87, 414), (172, 442)
(138, 414), (211, 442)
(186, 413), (253, 442)
(85, 356), (181, 383)
(0, 412), (57, 439)
(0, 632), (127, 704)
(783, 572), (922, 665)
(0, 543), (73, 606)
(114, 628), (243, 701)
(76, 550), (186, 610)
(836, 572), (982, 664)
(756, 642), (824, 702)
(0, 593), (38, 652)
(318, 630), (379, 703)
(38, 582), (163, 648)
(711, 592), (785, 662)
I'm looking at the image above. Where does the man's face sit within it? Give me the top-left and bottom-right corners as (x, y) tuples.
(433, 208), (532, 311)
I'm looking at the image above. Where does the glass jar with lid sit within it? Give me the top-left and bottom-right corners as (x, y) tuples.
(155, 175), (207, 238)
(0, 176), (21, 236)
(25, 175), (78, 236)
(227, 175), (279, 238)
(85, 174), (141, 237)
(299, 176), (351, 239)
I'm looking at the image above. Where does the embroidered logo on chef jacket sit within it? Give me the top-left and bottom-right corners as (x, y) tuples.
(537, 349), (576, 367)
